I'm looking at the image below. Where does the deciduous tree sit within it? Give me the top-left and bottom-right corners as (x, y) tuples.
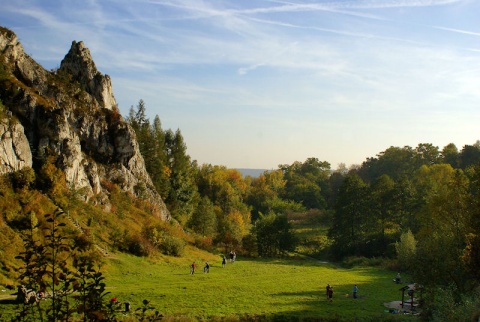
(187, 196), (217, 236)
(254, 213), (296, 257)
(329, 173), (367, 258)
(395, 229), (417, 271)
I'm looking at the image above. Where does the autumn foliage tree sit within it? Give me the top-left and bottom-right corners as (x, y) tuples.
(194, 165), (251, 249)
(248, 170), (304, 220)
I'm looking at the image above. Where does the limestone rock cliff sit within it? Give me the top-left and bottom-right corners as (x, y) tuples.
(0, 27), (170, 221)
(59, 41), (117, 110)
(0, 117), (32, 173)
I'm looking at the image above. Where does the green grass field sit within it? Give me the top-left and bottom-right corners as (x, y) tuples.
(0, 251), (417, 321)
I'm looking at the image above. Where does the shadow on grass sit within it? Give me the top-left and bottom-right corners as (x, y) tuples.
(0, 297), (19, 320)
(0, 298), (18, 304)
(267, 289), (405, 322)
(243, 257), (338, 269)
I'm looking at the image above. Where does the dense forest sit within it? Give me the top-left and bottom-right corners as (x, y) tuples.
(126, 99), (480, 320)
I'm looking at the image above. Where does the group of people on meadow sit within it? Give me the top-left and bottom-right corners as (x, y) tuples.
(190, 251), (236, 275)
(228, 251), (236, 262)
(190, 261), (209, 274)
(188, 254), (362, 303)
(325, 284), (359, 301)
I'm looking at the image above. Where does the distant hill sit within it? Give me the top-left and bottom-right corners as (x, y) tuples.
(236, 168), (269, 178)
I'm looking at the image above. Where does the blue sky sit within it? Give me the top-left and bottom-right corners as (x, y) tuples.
(1, 0), (479, 169)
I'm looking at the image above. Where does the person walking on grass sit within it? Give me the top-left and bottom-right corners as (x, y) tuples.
(395, 272), (401, 284)
(353, 284), (358, 299)
(222, 256), (226, 268)
(326, 284), (331, 300)
(328, 286), (334, 302)
(204, 261), (210, 273)
(190, 262), (196, 275)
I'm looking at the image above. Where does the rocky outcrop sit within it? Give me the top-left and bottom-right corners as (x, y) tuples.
(0, 117), (32, 173)
(0, 28), (48, 90)
(0, 27), (170, 221)
(59, 41), (117, 110)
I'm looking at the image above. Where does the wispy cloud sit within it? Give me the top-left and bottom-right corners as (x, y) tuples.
(153, 0), (465, 20)
(238, 63), (265, 75)
(433, 26), (480, 37)
(6, 6), (69, 30)
(156, 0), (464, 14)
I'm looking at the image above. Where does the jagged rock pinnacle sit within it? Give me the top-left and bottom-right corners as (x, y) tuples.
(60, 41), (117, 110)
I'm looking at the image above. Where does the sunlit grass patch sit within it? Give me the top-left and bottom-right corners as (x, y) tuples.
(0, 248), (414, 321)
(99, 253), (413, 321)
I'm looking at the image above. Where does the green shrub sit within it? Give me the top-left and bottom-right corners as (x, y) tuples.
(12, 210), (116, 321)
(193, 235), (213, 252)
(342, 256), (384, 268)
(422, 285), (480, 322)
(11, 167), (36, 190)
(134, 181), (147, 199)
(159, 235), (185, 257)
(127, 234), (153, 257)
(37, 158), (67, 195)
(0, 61), (9, 81)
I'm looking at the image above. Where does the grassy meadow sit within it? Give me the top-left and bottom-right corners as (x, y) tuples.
(0, 210), (416, 321)
(0, 248), (418, 321)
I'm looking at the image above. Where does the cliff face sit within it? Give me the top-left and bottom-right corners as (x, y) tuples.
(0, 27), (170, 220)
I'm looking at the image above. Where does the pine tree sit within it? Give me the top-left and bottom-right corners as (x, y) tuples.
(164, 129), (198, 224)
(151, 115), (170, 199)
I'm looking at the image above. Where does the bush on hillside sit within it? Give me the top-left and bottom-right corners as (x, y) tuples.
(0, 61), (9, 81)
(11, 167), (35, 190)
(37, 158), (67, 196)
(127, 234), (153, 257)
(159, 235), (185, 257)
(193, 235), (214, 252)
